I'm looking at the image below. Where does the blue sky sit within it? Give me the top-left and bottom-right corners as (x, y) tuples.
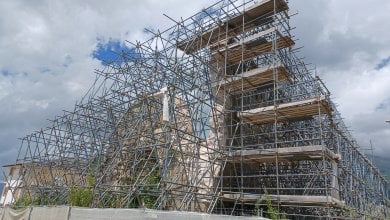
(93, 39), (125, 62)
(375, 56), (390, 70)
(0, 0), (390, 175)
(93, 39), (139, 65)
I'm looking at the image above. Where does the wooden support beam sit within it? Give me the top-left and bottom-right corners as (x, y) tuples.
(239, 96), (332, 123)
(221, 193), (344, 207)
(212, 36), (294, 65)
(227, 145), (341, 163)
(177, 0), (288, 53)
(212, 62), (291, 92)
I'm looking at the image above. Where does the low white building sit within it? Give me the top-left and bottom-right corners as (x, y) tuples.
(1, 164), (23, 206)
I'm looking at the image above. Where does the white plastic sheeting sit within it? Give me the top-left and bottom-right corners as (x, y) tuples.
(30, 206), (69, 220)
(69, 208), (267, 220)
(69, 208), (145, 220)
(0, 206), (268, 220)
(0, 207), (30, 220)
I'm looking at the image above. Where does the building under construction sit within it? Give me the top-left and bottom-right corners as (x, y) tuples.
(6, 0), (388, 219)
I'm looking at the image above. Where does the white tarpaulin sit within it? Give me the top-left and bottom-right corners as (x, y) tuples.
(1, 207), (30, 220)
(69, 208), (266, 220)
(69, 208), (145, 220)
(0, 206), (268, 220)
(30, 206), (70, 220)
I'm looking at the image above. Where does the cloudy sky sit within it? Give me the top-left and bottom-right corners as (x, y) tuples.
(0, 0), (389, 172)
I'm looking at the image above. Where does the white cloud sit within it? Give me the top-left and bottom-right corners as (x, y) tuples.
(292, 0), (390, 155)
(0, 0), (211, 166)
(0, 0), (390, 168)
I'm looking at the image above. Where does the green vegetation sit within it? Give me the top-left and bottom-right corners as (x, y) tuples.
(265, 191), (278, 220)
(140, 169), (160, 208)
(14, 167), (161, 209)
(98, 168), (160, 209)
(14, 191), (63, 207)
(255, 190), (287, 220)
(68, 173), (95, 207)
(98, 192), (141, 208)
(68, 186), (93, 207)
(14, 194), (36, 207)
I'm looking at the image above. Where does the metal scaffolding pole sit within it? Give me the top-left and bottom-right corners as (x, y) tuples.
(4, 0), (388, 219)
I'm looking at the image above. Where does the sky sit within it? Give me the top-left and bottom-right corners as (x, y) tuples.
(0, 0), (389, 172)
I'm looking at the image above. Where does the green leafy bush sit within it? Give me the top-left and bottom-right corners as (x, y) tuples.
(68, 173), (95, 207)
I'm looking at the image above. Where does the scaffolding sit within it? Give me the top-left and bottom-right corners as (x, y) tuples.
(7, 0), (388, 219)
